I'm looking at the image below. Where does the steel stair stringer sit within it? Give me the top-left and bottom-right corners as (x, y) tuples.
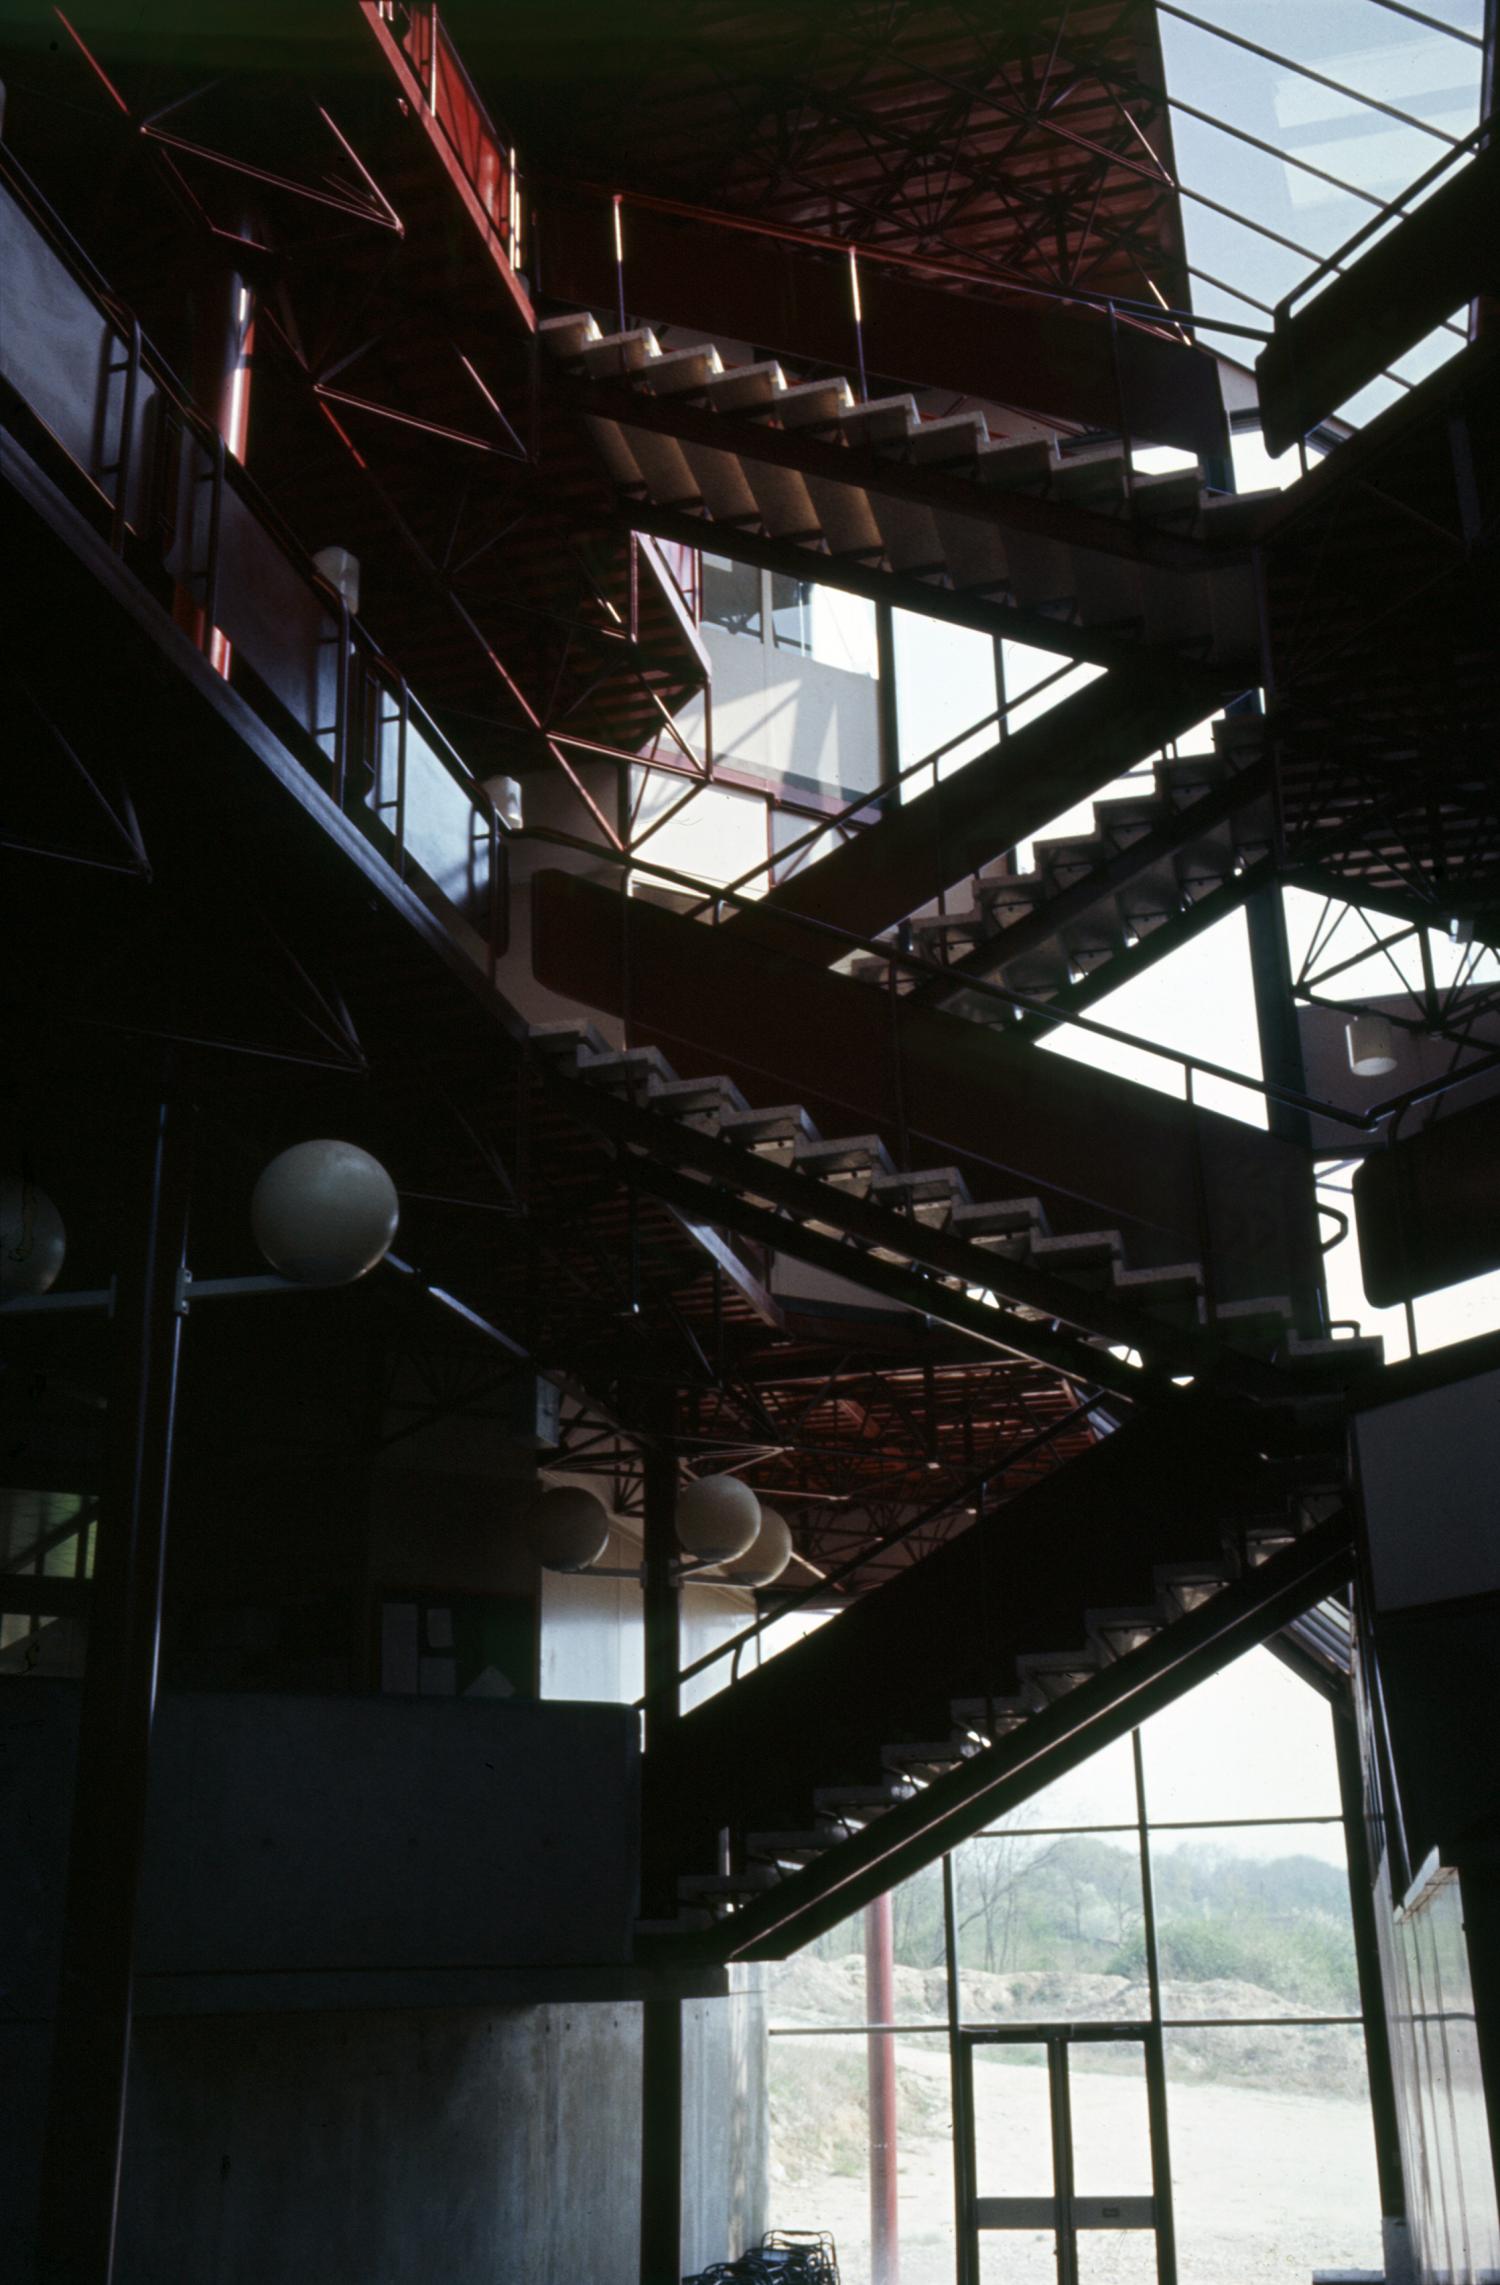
(648, 1497), (1354, 1967)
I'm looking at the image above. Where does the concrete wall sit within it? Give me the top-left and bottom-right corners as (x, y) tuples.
(686, 623), (881, 802)
(136, 1689), (640, 1984)
(683, 1970), (770, 2275)
(115, 2002), (647, 2285)
(1, 1679), (769, 2282)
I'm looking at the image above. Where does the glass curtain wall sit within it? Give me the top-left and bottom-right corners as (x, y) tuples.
(762, 1645), (1386, 2285)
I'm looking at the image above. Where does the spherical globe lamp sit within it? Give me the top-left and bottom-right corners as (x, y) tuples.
(722, 1505), (793, 1588)
(0, 1176), (66, 1301)
(676, 1474), (760, 1564)
(250, 1140), (399, 1287)
(525, 1485), (610, 1573)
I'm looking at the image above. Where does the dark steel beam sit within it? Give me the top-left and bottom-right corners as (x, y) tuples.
(702, 1512), (1354, 1961)
(1257, 138), (1500, 456)
(729, 659), (1229, 953)
(1011, 857), (1280, 1037)
(912, 755), (1275, 1009)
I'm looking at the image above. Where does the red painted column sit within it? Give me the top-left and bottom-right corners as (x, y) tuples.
(865, 1891), (900, 2285)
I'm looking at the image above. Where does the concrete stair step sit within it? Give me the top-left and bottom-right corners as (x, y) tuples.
(745, 1826), (844, 1866)
(950, 1696), (1029, 1740)
(813, 1780), (916, 1820)
(869, 1166), (972, 1218)
(576, 1044), (674, 1094)
(795, 1133), (897, 1189)
(718, 1104), (822, 1159)
(1084, 1605), (1167, 1661)
(1015, 1647), (1102, 1707)
(526, 1018), (610, 1067)
(678, 1865), (785, 1902)
(881, 1737), (983, 1777)
(1154, 1561), (1232, 1615)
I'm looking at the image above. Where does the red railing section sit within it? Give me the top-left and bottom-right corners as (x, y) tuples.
(371, 3), (524, 279)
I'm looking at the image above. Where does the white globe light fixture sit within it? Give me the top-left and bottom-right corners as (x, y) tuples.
(676, 1474), (761, 1564)
(722, 1505), (793, 1588)
(251, 1140), (399, 1286)
(1346, 1014), (1398, 1079)
(0, 1176), (67, 1300)
(525, 1485), (610, 1572)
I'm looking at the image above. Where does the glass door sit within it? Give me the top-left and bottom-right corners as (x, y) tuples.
(958, 2025), (1175, 2285)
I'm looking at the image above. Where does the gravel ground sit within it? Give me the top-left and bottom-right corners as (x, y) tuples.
(768, 2037), (1384, 2285)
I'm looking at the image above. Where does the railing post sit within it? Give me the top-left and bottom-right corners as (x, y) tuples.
(108, 319), (142, 554)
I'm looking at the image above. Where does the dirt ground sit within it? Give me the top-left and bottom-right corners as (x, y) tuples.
(768, 2036), (1384, 2285)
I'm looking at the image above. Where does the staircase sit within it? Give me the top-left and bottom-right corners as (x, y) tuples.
(850, 712), (1275, 1025)
(539, 310), (1268, 668)
(531, 865), (1330, 1319)
(533, 1020), (1381, 1393)
(632, 1387), (1355, 1963)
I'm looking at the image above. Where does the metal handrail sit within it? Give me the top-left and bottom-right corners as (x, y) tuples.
(684, 656), (1080, 916)
(552, 177), (1273, 345)
(1275, 116), (1493, 324)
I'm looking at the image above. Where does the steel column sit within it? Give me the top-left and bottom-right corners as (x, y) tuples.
(36, 1088), (193, 2285)
(865, 1890), (900, 2285)
(1133, 1731), (1179, 2285)
(640, 1995), (683, 2285)
(1333, 1693), (1410, 2233)
(943, 1855), (978, 2285)
(1245, 880), (1325, 1334)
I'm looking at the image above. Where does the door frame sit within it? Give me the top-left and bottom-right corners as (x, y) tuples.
(954, 2020), (1178, 2285)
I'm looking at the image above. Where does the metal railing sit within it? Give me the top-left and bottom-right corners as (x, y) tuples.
(1275, 116), (1494, 326)
(0, 144), (505, 979)
(376, 2), (524, 274)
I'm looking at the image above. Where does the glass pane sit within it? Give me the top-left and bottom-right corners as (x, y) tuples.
(1165, 2024), (1383, 2284)
(701, 552), (761, 639)
(1068, 2041), (1153, 2197)
(979, 2236), (1057, 2285)
(1149, 1821), (1359, 2019)
(955, 1830), (1149, 2022)
(771, 575), (878, 676)
(1075, 2238), (1158, 2285)
(765, 1865), (949, 2030)
(972, 2041), (1054, 2197)
(1139, 1645), (1341, 1821)
(981, 1732), (1139, 1832)
(631, 777), (768, 897)
(767, 2028), (952, 2285)
(0, 1488), (87, 1574)
(894, 612), (997, 797)
(1038, 907), (1266, 1127)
